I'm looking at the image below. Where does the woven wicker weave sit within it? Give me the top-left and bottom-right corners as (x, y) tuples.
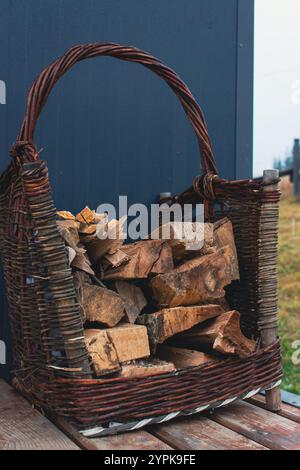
(0, 43), (282, 436)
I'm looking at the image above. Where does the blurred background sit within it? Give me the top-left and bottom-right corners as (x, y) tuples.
(255, 0), (300, 393)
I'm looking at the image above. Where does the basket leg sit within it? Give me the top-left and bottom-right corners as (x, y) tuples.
(259, 170), (282, 413)
(265, 386), (281, 412)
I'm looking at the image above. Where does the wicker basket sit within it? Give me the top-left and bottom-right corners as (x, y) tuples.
(0, 43), (282, 437)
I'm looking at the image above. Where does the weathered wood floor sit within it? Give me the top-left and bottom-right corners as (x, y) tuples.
(0, 379), (299, 450)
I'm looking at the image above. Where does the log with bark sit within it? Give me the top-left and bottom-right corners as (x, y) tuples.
(137, 304), (223, 352)
(150, 246), (235, 307)
(170, 310), (256, 358)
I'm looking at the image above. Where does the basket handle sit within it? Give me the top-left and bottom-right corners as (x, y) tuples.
(17, 43), (217, 175)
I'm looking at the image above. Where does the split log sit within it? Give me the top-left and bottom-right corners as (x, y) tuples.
(150, 246), (235, 307)
(84, 216), (126, 263)
(114, 281), (147, 323)
(103, 240), (174, 280)
(78, 223), (98, 235)
(67, 246), (76, 265)
(57, 219), (80, 249)
(150, 221), (215, 261)
(73, 271), (92, 322)
(83, 285), (125, 327)
(57, 210), (75, 220)
(75, 206), (96, 224)
(151, 242), (174, 274)
(137, 305), (223, 352)
(157, 345), (217, 369)
(107, 324), (150, 362)
(71, 249), (95, 276)
(119, 359), (175, 378)
(84, 329), (120, 376)
(102, 249), (131, 270)
(172, 310), (256, 358)
(214, 217), (239, 280)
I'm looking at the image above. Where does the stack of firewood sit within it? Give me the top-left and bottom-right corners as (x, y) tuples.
(57, 207), (256, 378)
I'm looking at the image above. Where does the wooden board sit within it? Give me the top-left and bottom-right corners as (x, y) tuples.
(208, 400), (300, 450)
(149, 415), (267, 450)
(48, 412), (172, 450)
(0, 380), (79, 450)
(248, 394), (300, 424)
(91, 431), (173, 450)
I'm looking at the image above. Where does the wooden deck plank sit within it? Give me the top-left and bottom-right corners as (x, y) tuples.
(207, 400), (300, 450)
(91, 431), (173, 450)
(0, 380), (79, 450)
(148, 415), (267, 450)
(248, 395), (300, 424)
(48, 412), (172, 450)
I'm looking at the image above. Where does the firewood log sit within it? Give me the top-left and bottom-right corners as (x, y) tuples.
(157, 345), (217, 369)
(75, 206), (96, 224)
(106, 324), (150, 362)
(103, 240), (174, 280)
(84, 324), (150, 376)
(119, 358), (175, 378)
(150, 221), (216, 261)
(83, 285), (125, 327)
(57, 210), (75, 220)
(102, 249), (131, 270)
(171, 310), (256, 358)
(84, 329), (120, 376)
(114, 281), (147, 323)
(71, 248), (95, 276)
(150, 246), (234, 307)
(83, 216), (127, 263)
(137, 305), (223, 352)
(57, 219), (80, 249)
(214, 217), (239, 280)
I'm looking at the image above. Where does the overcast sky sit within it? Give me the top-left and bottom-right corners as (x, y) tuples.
(254, 0), (300, 176)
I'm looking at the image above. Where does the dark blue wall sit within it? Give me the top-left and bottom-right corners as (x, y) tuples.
(0, 0), (254, 378)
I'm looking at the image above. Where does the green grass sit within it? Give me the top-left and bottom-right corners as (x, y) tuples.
(278, 197), (300, 394)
